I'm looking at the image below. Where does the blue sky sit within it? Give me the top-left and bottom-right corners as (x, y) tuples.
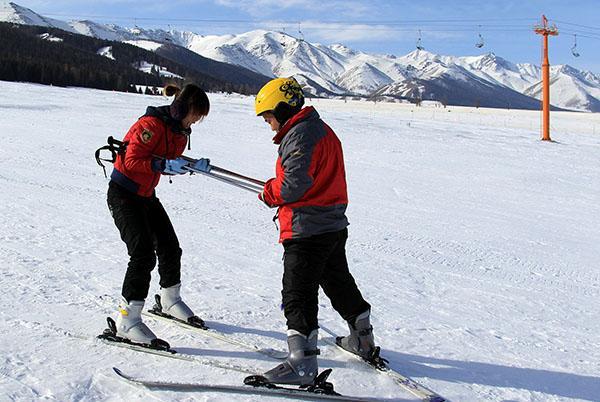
(19, 0), (600, 72)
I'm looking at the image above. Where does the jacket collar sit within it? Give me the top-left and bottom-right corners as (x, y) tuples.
(272, 106), (318, 144)
(143, 105), (191, 135)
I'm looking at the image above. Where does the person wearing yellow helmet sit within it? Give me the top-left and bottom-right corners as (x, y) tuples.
(255, 76), (305, 128)
(250, 77), (378, 387)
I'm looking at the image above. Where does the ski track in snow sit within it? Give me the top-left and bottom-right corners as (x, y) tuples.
(1, 81), (599, 401)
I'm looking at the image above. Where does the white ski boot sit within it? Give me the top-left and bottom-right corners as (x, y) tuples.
(115, 298), (158, 345)
(160, 283), (195, 320)
(261, 329), (320, 385)
(153, 283), (206, 328)
(337, 310), (376, 359)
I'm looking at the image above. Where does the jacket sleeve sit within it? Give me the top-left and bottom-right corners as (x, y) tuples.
(262, 130), (316, 206)
(122, 119), (164, 174)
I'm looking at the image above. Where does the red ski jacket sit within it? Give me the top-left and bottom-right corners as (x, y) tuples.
(261, 106), (349, 242)
(112, 106), (189, 197)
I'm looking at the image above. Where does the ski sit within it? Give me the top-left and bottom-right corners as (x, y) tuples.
(113, 367), (377, 401)
(98, 317), (258, 374)
(320, 325), (448, 402)
(144, 294), (288, 360)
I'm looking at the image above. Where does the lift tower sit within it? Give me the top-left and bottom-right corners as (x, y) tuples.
(534, 15), (558, 141)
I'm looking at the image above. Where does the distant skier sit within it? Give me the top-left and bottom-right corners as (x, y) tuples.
(106, 83), (212, 349)
(254, 77), (378, 385)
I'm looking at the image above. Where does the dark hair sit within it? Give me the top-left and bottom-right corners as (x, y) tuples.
(164, 83), (210, 121)
(273, 101), (303, 125)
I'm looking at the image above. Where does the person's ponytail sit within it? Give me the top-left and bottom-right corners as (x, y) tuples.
(164, 84), (181, 98)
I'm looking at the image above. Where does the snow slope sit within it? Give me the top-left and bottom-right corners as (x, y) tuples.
(0, 80), (599, 401)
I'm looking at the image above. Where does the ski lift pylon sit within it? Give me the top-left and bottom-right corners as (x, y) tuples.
(571, 34), (580, 57)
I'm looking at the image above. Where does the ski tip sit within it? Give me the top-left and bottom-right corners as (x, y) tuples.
(113, 367), (136, 382)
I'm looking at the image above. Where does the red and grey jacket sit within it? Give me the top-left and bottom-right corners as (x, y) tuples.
(111, 106), (189, 197)
(262, 106), (349, 242)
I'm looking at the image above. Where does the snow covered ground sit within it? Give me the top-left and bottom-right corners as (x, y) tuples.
(0, 80), (599, 401)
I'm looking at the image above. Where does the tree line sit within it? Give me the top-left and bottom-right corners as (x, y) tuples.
(0, 22), (264, 95)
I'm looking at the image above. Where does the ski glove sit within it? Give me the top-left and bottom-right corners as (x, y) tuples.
(191, 158), (211, 173)
(258, 191), (275, 208)
(163, 157), (190, 175)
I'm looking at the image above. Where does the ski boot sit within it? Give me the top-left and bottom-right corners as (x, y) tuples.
(336, 310), (377, 359)
(255, 329), (320, 386)
(106, 298), (170, 350)
(151, 283), (206, 329)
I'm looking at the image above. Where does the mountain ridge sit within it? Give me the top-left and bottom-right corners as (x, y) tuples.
(2, 1), (599, 111)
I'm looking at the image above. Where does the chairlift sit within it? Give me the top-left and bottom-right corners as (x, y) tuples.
(475, 26), (484, 48)
(280, 26), (287, 46)
(571, 34), (580, 57)
(416, 30), (425, 50)
(164, 24), (173, 43)
(131, 18), (141, 36)
(297, 22), (304, 42)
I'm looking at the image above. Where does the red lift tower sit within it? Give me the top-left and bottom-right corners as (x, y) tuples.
(534, 15), (559, 141)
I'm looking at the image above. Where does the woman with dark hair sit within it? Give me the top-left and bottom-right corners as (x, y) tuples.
(106, 83), (211, 349)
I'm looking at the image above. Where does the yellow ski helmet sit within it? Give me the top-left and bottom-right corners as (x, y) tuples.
(255, 77), (304, 116)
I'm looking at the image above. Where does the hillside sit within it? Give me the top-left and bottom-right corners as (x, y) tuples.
(0, 22), (270, 94)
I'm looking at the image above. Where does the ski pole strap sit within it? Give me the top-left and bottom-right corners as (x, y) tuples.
(272, 210), (279, 231)
(95, 136), (128, 178)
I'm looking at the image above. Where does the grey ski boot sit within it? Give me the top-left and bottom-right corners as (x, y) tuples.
(262, 329), (320, 385)
(115, 298), (158, 344)
(336, 310), (376, 359)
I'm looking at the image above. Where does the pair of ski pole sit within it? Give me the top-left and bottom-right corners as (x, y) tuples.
(168, 155), (265, 194)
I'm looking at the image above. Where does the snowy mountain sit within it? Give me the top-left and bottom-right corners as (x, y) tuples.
(456, 53), (540, 92)
(2, 0), (600, 111)
(524, 65), (600, 112)
(0, 0), (72, 31)
(171, 30), (600, 111)
(185, 31), (598, 111)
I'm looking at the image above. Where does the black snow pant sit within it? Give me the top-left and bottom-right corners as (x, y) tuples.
(107, 181), (182, 302)
(282, 228), (371, 336)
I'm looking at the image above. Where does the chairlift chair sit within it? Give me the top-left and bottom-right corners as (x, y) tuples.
(280, 27), (286, 46)
(297, 22), (304, 42)
(475, 28), (484, 48)
(416, 30), (425, 50)
(571, 34), (580, 57)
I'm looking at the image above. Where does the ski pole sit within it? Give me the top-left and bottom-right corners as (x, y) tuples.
(183, 165), (263, 194)
(153, 154), (265, 193)
(179, 155), (265, 186)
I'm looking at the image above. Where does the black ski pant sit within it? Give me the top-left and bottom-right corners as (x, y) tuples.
(107, 182), (182, 302)
(282, 228), (371, 336)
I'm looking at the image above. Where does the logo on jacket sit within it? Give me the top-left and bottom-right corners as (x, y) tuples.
(140, 128), (154, 144)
